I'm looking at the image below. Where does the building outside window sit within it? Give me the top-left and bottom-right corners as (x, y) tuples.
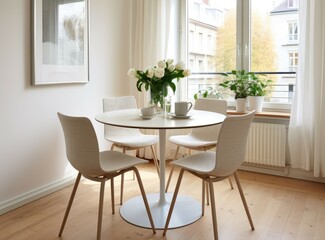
(288, 51), (298, 72)
(287, 0), (298, 8)
(184, 0), (299, 110)
(288, 21), (298, 41)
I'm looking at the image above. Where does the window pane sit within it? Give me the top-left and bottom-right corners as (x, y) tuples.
(187, 0), (236, 99)
(251, 0), (299, 103)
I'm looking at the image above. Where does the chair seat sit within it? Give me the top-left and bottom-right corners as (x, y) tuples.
(100, 151), (148, 173)
(105, 134), (158, 148)
(172, 152), (215, 174)
(169, 134), (217, 148)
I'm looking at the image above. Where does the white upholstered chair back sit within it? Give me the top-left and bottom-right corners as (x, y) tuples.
(191, 98), (227, 141)
(211, 111), (255, 177)
(58, 113), (103, 177)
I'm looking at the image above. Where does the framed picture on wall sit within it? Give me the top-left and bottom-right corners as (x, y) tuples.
(31, 0), (89, 85)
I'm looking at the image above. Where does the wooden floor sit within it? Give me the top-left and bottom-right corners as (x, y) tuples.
(1, 163), (325, 240)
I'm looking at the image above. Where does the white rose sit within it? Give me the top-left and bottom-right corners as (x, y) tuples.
(154, 67), (165, 78)
(146, 68), (154, 78)
(157, 60), (167, 69)
(166, 59), (174, 64)
(175, 61), (185, 70)
(127, 69), (137, 78)
(167, 64), (175, 72)
(182, 69), (191, 77)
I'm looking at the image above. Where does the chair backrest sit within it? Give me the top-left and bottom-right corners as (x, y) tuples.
(103, 96), (139, 138)
(211, 111), (255, 177)
(103, 96), (137, 112)
(58, 113), (104, 177)
(191, 98), (227, 141)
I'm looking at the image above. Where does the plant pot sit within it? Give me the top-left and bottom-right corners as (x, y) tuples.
(235, 98), (246, 112)
(248, 96), (264, 112)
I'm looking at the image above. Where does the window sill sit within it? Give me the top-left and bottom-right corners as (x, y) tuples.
(227, 110), (290, 119)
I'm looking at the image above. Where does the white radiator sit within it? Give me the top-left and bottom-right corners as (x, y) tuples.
(244, 123), (286, 167)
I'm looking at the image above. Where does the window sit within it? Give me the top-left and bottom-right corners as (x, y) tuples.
(288, 51), (298, 72)
(183, 0), (299, 110)
(288, 0), (298, 8)
(198, 59), (204, 71)
(198, 32), (203, 52)
(288, 21), (298, 41)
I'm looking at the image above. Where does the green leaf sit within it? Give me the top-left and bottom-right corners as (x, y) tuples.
(203, 91), (208, 98)
(169, 82), (176, 93)
(136, 81), (143, 92)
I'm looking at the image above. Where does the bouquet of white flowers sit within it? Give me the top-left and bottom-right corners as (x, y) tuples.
(128, 59), (191, 111)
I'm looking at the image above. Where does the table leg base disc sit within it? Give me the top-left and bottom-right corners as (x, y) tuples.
(120, 193), (202, 229)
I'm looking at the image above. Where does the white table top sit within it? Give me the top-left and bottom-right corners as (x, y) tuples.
(95, 109), (226, 130)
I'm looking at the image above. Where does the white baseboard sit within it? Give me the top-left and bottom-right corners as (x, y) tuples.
(0, 174), (76, 215)
(240, 163), (325, 184)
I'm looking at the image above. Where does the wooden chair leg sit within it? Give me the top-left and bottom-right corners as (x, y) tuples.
(97, 180), (106, 240)
(208, 179), (218, 240)
(110, 178), (115, 214)
(228, 176), (234, 189)
(165, 146), (180, 192)
(206, 181), (210, 205)
(202, 179), (205, 216)
(132, 168), (156, 234)
(120, 148), (126, 205)
(120, 173), (124, 205)
(58, 172), (82, 237)
(233, 172), (255, 230)
(132, 150), (136, 180)
(163, 169), (185, 236)
(150, 145), (160, 177)
(165, 165), (174, 193)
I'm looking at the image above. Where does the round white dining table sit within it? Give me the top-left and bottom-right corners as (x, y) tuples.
(96, 109), (226, 229)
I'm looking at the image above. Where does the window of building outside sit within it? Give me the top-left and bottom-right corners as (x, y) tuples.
(288, 0), (298, 8)
(288, 51), (298, 72)
(288, 21), (298, 41)
(184, 0), (299, 111)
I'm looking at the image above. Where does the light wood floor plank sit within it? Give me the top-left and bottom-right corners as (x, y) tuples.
(0, 163), (325, 240)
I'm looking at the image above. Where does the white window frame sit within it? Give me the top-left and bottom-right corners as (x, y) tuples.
(288, 21), (298, 42)
(288, 51), (298, 72)
(179, 0), (294, 112)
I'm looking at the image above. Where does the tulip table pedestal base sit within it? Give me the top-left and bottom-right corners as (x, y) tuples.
(120, 193), (202, 229)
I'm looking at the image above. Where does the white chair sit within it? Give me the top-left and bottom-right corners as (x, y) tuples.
(166, 98), (233, 204)
(57, 113), (155, 240)
(163, 111), (255, 240)
(103, 96), (159, 205)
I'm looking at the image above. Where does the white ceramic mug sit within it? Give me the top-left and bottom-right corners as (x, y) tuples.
(141, 107), (155, 117)
(175, 101), (193, 116)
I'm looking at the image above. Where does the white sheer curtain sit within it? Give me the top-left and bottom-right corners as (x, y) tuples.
(129, 0), (189, 160)
(129, 0), (178, 106)
(288, 0), (325, 177)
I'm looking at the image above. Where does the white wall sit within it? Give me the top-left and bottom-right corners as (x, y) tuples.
(0, 0), (132, 214)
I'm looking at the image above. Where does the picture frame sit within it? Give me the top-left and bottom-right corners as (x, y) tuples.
(31, 0), (89, 85)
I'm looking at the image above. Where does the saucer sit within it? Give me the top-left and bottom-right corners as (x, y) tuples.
(138, 114), (153, 120)
(168, 113), (192, 119)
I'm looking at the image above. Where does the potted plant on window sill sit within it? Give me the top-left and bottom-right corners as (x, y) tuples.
(219, 70), (250, 112)
(193, 86), (223, 100)
(247, 73), (272, 113)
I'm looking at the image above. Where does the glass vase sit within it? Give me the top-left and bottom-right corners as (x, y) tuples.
(149, 88), (165, 114)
